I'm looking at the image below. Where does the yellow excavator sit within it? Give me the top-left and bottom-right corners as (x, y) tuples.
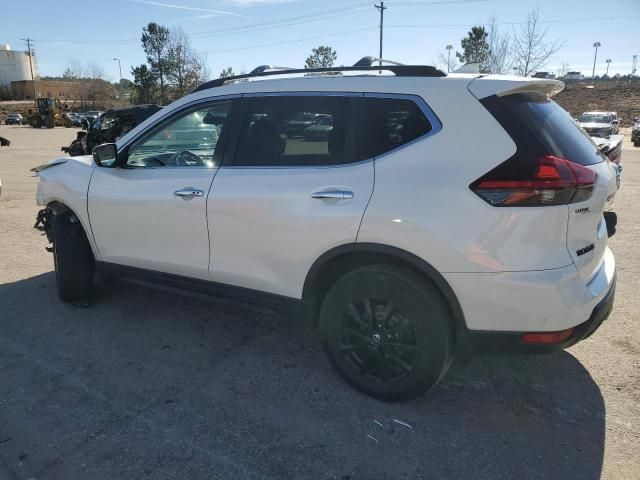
(28, 98), (68, 128)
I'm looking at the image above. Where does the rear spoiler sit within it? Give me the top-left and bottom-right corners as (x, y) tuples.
(468, 75), (565, 99)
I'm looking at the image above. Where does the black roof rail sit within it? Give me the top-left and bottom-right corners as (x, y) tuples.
(353, 56), (403, 67)
(192, 61), (445, 93)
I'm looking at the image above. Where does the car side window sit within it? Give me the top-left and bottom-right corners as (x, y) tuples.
(234, 96), (358, 167)
(361, 97), (433, 158)
(126, 100), (232, 168)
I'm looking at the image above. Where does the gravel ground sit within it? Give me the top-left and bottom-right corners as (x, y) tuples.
(0, 124), (639, 480)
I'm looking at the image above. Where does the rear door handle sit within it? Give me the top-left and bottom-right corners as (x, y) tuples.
(311, 190), (354, 200)
(174, 188), (204, 198)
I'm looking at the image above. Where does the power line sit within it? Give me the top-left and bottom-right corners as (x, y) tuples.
(202, 27), (378, 55)
(32, 1), (372, 44)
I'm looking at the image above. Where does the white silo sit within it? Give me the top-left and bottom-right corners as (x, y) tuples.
(0, 44), (36, 86)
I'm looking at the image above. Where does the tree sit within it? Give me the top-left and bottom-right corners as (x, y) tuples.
(131, 64), (157, 104)
(456, 26), (490, 66)
(511, 10), (563, 76)
(141, 22), (172, 104)
(305, 46), (337, 69)
(486, 18), (512, 74)
(220, 67), (235, 78)
(557, 60), (570, 77)
(168, 27), (208, 97)
(63, 59), (84, 79)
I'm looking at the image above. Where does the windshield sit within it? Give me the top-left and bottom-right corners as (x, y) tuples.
(579, 113), (611, 123)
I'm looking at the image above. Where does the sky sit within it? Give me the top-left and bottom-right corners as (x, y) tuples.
(1, 0), (638, 81)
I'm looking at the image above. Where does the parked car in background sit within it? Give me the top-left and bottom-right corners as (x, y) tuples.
(632, 116), (640, 147)
(62, 104), (161, 156)
(83, 111), (103, 125)
(577, 111), (619, 137)
(303, 115), (333, 140)
(5, 113), (25, 125)
(285, 112), (322, 138)
(34, 62), (618, 401)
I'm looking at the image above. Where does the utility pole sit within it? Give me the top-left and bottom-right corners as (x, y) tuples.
(374, 2), (386, 66)
(21, 38), (37, 103)
(592, 41), (601, 78)
(445, 44), (453, 73)
(113, 58), (122, 83)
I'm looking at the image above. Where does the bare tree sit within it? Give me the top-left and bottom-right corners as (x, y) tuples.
(168, 27), (208, 97)
(512, 9), (563, 76)
(437, 50), (459, 73)
(557, 60), (570, 77)
(63, 59), (85, 79)
(486, 17), (512, 74)
(86, 62), (107, 80)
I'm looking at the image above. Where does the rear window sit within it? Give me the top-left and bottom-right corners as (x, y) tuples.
(485, 93), (603, 166)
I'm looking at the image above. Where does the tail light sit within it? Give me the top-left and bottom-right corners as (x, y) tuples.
(471, 155), (597, 207)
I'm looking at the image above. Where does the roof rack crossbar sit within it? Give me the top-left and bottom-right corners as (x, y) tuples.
(193, 64), (446, 93)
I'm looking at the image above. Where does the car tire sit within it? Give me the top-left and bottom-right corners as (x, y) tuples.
(53, 213), (94, 302)
(634, 140), (640, 147)
(319, 264), (453, 401)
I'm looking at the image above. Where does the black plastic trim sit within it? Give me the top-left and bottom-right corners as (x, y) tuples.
(96, 262), (301, 315)
(468, 274), (616, 354)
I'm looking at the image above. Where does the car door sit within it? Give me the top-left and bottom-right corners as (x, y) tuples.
(207, 93), (374, 298)
(88, 98), (236, 280)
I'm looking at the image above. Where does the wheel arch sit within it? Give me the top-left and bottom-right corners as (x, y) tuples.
(302, 243), (470, 353)
(45, 200), (99, 260)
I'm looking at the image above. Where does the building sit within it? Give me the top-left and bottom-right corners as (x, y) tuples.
(0, 44), (36, 87)
(564, 72), (584, 81)
(10, 79), (77, 100)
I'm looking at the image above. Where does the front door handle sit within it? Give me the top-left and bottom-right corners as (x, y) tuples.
(174, 188), (204, 198)
(311, 190), (354, 200)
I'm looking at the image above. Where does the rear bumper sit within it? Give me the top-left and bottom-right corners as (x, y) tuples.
(468, 274), (615, 354)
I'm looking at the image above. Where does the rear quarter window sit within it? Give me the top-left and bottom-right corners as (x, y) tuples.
(357, 97), (434, 159)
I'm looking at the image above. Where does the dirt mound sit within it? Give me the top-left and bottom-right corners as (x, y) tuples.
(554, 79), (640, 126)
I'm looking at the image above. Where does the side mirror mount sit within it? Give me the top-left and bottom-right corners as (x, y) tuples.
(93, 143), (118, 168)
(612, 119), (619, 124)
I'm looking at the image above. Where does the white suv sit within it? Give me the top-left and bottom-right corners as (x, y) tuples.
(34, 63), (618, 401)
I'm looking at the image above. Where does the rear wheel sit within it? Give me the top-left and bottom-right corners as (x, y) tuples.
(29, 116), (42, 128)
(52, 213), (94, 302)
(319, 264), (453, 401)
(634, 139), (640, 147)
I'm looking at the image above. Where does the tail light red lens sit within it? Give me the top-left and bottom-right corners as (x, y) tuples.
(471, 155), (598, 207)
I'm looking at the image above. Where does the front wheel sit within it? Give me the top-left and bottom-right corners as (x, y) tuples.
(319, 264), (453, 401)
(52, 213), (95, 302)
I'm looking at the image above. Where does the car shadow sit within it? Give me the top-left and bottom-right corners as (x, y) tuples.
(0, 272), (604, 480)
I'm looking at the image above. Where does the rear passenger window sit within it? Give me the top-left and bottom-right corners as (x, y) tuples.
(234, 96), (357, 167)
(361, 97), (433, 158)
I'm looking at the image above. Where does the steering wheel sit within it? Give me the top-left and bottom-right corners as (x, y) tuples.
(171, 150), (205, 167)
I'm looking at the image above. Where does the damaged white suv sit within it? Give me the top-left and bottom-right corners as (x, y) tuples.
(34, 61), (618, 401)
